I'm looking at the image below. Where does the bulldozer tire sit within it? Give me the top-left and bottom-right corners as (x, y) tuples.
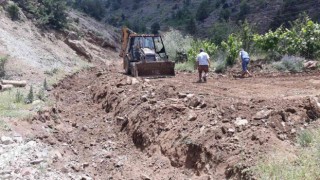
(124, 57), (131, 75)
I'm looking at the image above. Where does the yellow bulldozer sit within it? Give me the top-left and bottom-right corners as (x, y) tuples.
(119, 27), (175, 77)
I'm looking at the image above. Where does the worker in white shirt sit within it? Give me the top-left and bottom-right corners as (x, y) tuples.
(196, 48), (210, 83)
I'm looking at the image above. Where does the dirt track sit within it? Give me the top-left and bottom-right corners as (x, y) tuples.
(12, 63), (320, 179)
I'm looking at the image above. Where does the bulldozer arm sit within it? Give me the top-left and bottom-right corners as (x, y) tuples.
(132, 61), (175, 77)
(119, 27), (135, 58)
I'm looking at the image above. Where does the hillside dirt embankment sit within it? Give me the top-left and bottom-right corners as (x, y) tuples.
(1, 4), (320, 179)
(19, 62), (320, 179)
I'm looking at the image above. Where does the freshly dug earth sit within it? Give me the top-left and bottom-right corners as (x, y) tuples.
(15, 64), (320, 179)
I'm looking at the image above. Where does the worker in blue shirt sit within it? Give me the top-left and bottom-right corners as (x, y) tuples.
(239, 49), (253, 77)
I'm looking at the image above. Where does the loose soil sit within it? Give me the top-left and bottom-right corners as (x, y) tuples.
(9, 60), (320, 179)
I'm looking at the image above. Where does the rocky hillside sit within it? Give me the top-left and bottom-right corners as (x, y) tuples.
(0, 0), (120, 85)
(103, 0), (320, 36)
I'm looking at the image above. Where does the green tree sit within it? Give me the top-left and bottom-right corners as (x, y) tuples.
(14, 0), (68, 29)
(26, 85), (34, 104)
(221, 34), (242, 66)
(39, 0), (68, 29)
(239, 20), (255, 51)
(7, 3), (20, 20)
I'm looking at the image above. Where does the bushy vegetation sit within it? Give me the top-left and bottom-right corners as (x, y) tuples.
(14, 90), (24, 103)
(25, 85), (34, 104)
(162, 29), (193, 62)
(7, 3), (20, 20)
(254, 16), (320, 59)
(221, 34), (242, 66)
(13, 0), (68, 29)
(167, 14), (319, 73)
(187, 40), (218, 64)
(272, 55), (304, 72)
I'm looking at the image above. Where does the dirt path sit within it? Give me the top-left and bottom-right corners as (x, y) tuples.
(9, 63), (320, 179)
(164, 72), (320, 100)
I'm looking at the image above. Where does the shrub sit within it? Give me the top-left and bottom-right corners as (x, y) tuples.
(162, 29), (193, 61)
(7, 3), (20, 20)
(272, 55), (304, 72)
(15, 0), (67, 29)
(239, 20), (255, 52)
(37, 88), (45, 101)
(187, 40), (218, 64)
(221, 34), (242, 66)
(213, 51), (227, 73)
(25, 85), (34, 104)
(0, 56), (8, 77)
(214, 60), (227, 73)
(14, 90), (24, 103)
(297, 130), (313, 147)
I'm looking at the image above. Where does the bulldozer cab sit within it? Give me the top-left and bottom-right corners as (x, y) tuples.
(120, 27), (175, 77)
(128, 36), (168, 62)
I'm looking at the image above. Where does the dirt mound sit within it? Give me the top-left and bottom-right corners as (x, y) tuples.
(90, 69), (320, 178)
(17, 64), (320, 179)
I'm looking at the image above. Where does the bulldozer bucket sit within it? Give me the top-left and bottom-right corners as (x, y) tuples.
(132, 61), (175, 77)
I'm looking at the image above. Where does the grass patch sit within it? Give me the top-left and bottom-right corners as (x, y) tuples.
(213, 60), (227, 73)
(175, 62), (195, 72)
(46, 60), (93, 86)
(297, 130), (313, 147)
(254, 129), (320, 180)
(0, 89), (33, 118)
